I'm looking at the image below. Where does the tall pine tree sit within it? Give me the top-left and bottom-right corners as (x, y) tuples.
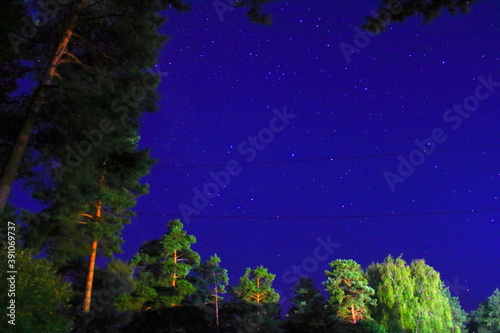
(323, 259), (376, 324)
(118, 219), (200, 310)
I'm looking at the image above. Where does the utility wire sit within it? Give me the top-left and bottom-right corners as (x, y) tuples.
(151, 144), (500, 170)
(10, 198), (499, 220)
(135, 207), (500, 219)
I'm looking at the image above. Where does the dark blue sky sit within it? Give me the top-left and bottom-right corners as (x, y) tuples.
(12, 0), (500, 313)
(126, 0), (500, 312)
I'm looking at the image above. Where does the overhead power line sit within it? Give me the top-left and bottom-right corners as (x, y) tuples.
(135, 207), (500, 219)
(152, 144), (500, 170)
(10, 198), (499, 220)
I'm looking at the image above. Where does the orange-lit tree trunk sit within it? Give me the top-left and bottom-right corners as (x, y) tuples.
(0, 0), (86, 211)
(82, 200), (101, 313)
(172, 250), (178, 287)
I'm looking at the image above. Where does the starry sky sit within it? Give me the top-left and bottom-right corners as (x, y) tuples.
(12, 0), (500, 313)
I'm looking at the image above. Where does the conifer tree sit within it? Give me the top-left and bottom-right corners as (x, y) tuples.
(323, 259), (376, 324)
(190, 254), (229, 332)
(234, 265), (280, 305)
(286, 277), (328, 333)
(233, 265), (281, 332)
(365, 0), (478, 32)
(470, 289), (500, 333)
(443, 287), (468, 333)
(118, 219), (200, 310)
(0, 0), (169, 210)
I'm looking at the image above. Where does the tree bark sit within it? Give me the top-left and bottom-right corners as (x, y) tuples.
(214, 283), (220, 333)
(0, 0), (86, 211)
(82, 200), (101, 313)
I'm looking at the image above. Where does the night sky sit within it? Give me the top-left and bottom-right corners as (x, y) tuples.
(12, 0), (500, 313)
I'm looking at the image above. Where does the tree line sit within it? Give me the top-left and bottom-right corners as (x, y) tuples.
(1, 218), (499, 332)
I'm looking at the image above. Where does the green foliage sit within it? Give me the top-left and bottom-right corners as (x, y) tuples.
(470, 289), (500, 333)
(0, 250), (73, 332)
(323, 259), (376, 324)
(234, 265), (280, 304)
(286, 277), (329, 332)
(367, 255), (457, 333)
(365, 0), (478, 32)
(221, 300), (283, 333)
(82, 260), (136, 332)
(117, 219), (200, 310)
(17, 0), (165, 268)
(189, 253), (229, 304)
(410, 259), (454, 332)
(233, 265), (281, 332)
(443, 287), (468, 333)
(356, 319), (388, 333)
(367, 255), (418, 332)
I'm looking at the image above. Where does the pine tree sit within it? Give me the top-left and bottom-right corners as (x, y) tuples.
(365, 0), (478, 32)
(470, 289), (500, 333)
(119, 219), (200, 310)
(190, 254), (229, 332)
(0, 0), (167, 210)
(443, 287), (468, 333)
(234, 265), (280, 305)
(323, 259), (376, 324)
(285, 277), (328, 333)
(233, 265), (281, 332)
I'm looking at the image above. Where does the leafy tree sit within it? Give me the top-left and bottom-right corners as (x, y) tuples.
(0, 250), (73, 332)
(368, 255), (459, 333)
(470, 289), (500, 333)
(366, 255), (418, 332)
(117, 219), (200, 311)
(285, 277), (329, 333)
(410, 259), (454, 332)
(323, 259), (376, 324)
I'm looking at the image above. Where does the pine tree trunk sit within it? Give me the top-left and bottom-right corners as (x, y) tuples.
(214, 284), (220, 333)
(83, 238), (98, 313)
(83, 200), (101, 313)
(0, 0), (86, 211)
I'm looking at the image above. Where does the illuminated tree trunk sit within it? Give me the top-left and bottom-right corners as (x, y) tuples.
(172, 249), (178, 287)
(0, 0), (86, 211)
(82, 200), (101, 313)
